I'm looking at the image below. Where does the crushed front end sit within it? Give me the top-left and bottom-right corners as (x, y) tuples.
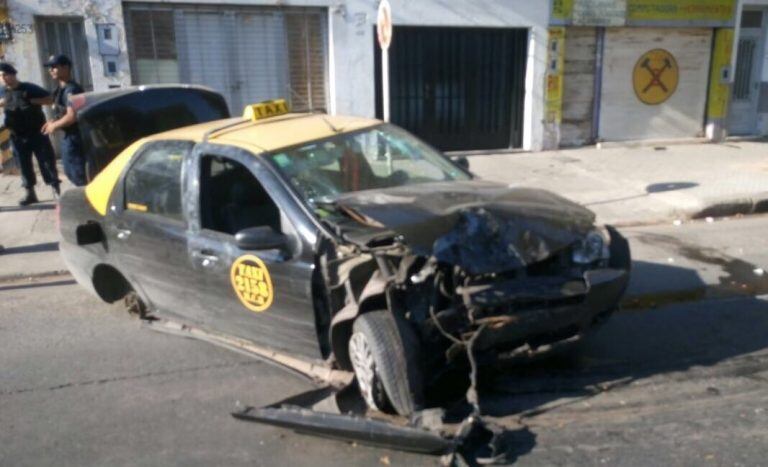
(314, 183), (631, 415)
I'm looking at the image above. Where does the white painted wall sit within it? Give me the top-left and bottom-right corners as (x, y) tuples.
(6, 0), (131, 91)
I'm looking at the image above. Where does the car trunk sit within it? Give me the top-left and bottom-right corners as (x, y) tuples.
(75, 85), (230, 178)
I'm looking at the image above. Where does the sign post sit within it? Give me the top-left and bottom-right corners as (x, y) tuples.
(377, 0), (392, 122)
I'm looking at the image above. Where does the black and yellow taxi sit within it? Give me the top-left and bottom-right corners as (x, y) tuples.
(59, 98), (631, 416)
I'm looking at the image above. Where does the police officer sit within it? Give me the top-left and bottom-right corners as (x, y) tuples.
(0, 63), (61, 205)
(40, 54), (86, 186)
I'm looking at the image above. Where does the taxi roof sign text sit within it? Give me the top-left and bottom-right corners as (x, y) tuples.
(243, 99), (289, 122)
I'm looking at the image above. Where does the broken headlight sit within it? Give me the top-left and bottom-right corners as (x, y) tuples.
(572, 227), (610, 265)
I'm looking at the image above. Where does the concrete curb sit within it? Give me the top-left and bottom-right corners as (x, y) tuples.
(596, 137), (708, 150)
(692, 194), (768, 220)
(608, 196), (768, 228)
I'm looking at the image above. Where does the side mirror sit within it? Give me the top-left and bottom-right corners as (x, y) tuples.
(450, 155), (469, 171)
(235, 226), (289, 251)
(76, 222), (104, 245)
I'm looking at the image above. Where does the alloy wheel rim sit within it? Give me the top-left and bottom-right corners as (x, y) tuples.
(349, 332), (379, 410)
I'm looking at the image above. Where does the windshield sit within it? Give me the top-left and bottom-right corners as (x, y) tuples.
(267, 123), (470, 210)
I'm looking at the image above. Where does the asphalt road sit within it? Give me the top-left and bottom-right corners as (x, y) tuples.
(2, 217), (768, 466)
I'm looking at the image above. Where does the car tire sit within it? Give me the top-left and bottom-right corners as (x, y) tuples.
(348, 310), (423, 416)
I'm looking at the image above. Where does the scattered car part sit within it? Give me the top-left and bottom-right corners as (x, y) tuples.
(232, 405), (454, 455)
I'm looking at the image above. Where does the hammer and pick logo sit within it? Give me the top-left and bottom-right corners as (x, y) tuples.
(633, 49), (679, 105)
(231, 255), (274, 313)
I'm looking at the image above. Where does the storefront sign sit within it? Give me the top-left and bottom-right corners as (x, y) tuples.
(627, 0), (736, 26)
(545, 27), (566, 123)
(632, 49), (679, 105)
(551, 0), (574, 23)
(573, 0), (627, 26)
(552, 0), (736, 26)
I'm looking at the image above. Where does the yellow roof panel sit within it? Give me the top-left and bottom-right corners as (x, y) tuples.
(145, 113), (381, 152)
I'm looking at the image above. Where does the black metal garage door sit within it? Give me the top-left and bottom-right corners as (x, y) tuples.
(376, 27), (528, 151)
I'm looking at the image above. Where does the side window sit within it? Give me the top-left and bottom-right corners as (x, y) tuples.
(124, 141), (190, 221)
(199, 155), (281, 236)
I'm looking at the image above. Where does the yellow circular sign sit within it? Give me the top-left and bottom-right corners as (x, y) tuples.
(231, 255), (274, 312)
(633, 49), (679, 105)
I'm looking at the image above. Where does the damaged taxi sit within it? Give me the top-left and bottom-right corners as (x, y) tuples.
(59, 98), (631, 416)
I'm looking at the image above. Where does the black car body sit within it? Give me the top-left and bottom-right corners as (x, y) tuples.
(59, 99), (630, 416)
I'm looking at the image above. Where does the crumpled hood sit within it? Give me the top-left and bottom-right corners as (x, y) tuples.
(332, 180), (596, 274)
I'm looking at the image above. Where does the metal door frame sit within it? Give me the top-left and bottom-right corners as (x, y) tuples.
(374, 26), (528, 151)
(34, 15), (94, 91)
(729, 8), (766, 135)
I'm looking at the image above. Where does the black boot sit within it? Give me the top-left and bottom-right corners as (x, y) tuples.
(19, 188), (39, 206)
(52, 184), (61, 200)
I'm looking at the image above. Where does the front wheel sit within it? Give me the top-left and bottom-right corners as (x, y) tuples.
(348, 311), (423, 416)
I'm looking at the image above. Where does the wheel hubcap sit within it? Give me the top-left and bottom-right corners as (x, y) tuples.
(349, 332), (379, 410)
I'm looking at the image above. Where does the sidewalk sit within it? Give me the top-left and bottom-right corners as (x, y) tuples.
(0, 165), (72, 281)
(470, 140), (768, 226)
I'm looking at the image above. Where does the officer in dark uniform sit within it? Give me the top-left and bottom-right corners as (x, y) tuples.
(0, 63), (61, 205)
(40, 54), (86, 186)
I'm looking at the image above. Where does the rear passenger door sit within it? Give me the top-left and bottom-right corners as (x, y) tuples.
(108, 140), (194, 316)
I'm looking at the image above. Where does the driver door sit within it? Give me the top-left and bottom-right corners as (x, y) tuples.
(184, 145), (321, 359)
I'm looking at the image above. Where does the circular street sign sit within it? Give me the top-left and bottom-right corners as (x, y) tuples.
(377, 0), (392, 50)
(633, 49), (679, 105)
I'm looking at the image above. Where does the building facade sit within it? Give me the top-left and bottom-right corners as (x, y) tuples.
(547, 0), (737, 148)
(0, 0), (550, 152)
(0, 0), (755, 151)
(2, 0), (131, 92)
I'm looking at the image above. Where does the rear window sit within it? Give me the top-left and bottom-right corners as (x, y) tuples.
(124, 141), (192, 221)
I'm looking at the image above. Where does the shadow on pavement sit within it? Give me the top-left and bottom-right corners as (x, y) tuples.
(585, 181), (699, 207)
(0, 241), (59, 255)
(645, 181), (698, 193)
(623, 260), (706, 308)
(475, 261), (768, 419)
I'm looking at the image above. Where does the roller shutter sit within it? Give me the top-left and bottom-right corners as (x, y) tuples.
(598, 28), (712, 141)
(125, 3), (327, 114)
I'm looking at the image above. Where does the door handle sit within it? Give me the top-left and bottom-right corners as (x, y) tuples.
(116, 229), (131, 240)
(192, 249), (220, 268)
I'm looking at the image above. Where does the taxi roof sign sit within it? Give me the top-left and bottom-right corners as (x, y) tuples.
(244, 99), (289, 121)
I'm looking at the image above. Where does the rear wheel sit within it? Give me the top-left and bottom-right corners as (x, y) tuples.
(348, 311), (423, 416)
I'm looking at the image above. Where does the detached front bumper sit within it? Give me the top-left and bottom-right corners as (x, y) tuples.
(468, 267), (630, 353)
